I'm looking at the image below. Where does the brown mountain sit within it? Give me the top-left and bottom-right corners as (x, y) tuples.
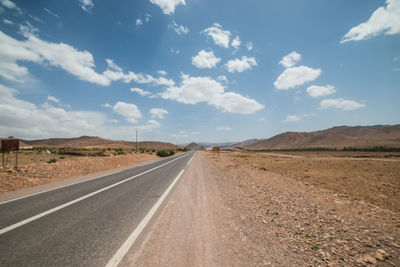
(185, 142), (204, 150)
(22, 136), (179, 150)
(243, 125), (400, 150)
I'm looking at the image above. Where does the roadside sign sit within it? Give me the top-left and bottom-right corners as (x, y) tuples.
(1, 138), (20, 152)
(212, 147), (220, 153)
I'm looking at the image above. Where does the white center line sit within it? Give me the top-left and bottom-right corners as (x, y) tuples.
(0, 153), (191, 236)
(106, 152), (195, 267)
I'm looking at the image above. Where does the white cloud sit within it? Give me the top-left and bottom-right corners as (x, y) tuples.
(155, 76), (175, 86)
(231, 36), (241, 50)
(217, 126), (232, 130)
(246, 42), (253, 51)
(282, 115), (301, 122)
(47, 95), (60, 104)
(130, 87), (152, 97)
(101, 103), (112, 108)
(320, 98), (366, 111)
(149, 0), (185, 15)
(158, 70), (167, 76)
(146, 119), (160, 128)
(217, 75), (229, 84)
(306, 85), (336, 98)
(1, 0), (16, 9)
(112, 101), (142, 123)
(0, 0), (21, 13)
(170, 130), (189, 138)
(192, 50), (221, 69)
(341, 0), (400, 43)
(136, 14), (151, 26)
(43, 8), (60, 18)
(225, 56), (257, 73)
(47, 95), (70, 108)
(161, 74), (264, 114)
(103, 59), (175, 86)
(169, 20), (189, 35)
(0, 84), (159, 140)
(3, 19), (14, 25)
(79, 0), (94, 13)
(211, 92), (264, 114)
(279, 51), (301, 68)
(202, 23), (231, 48)
(29, 15), (42, 24)
(150, 108), (169, 119)
(0, 29), (110, 85)
(161, 74), (223, 105)
(170, 48), (180, 54)
(274, 66), (321, 90)
(105, 58), (122, 72)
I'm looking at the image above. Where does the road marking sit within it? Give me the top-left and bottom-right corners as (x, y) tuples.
(186, 152), (195, 166)
(106, 153), (195, 266)
(0, 153), (186, 205)
(0, 153), (191, 235)
(106, 169), (186, 267)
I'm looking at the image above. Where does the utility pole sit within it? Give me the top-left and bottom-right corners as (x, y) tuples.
(136, 130), (138, 153)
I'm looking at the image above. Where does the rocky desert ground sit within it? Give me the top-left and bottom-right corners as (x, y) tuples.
(131, 151), (399, 266)
(208, 151), (400, 266)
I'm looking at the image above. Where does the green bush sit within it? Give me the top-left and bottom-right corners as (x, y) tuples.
(48, 158), (57, 164)
(156, 149), (175, 157)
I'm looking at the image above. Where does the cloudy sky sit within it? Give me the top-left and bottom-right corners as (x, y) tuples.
(0, 0), (399, 143)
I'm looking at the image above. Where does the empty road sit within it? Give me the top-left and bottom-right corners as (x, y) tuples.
(0, 152), (195, 266)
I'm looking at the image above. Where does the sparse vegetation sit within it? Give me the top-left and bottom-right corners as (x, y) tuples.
(248, 146), (400, 152)
(156, 149), (175, 157)
(48, 158), (57, 164)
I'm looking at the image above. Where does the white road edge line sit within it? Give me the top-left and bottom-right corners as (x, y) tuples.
(0, 153), (187, 205)
(0, 153), (191, 235)
(106, 153), (195, 267)
(186, 154), (194, 166)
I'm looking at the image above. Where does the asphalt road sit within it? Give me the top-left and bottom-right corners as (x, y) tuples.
(0, 152), (195, 266)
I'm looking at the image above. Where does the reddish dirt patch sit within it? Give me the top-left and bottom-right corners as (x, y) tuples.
(0, 153), (158, 193)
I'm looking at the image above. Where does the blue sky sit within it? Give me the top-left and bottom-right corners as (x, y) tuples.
(0, 0), (399, 143)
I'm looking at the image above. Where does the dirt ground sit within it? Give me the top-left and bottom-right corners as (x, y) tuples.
(133, 151), (399, 266)
(226, 151), (400, 212)
(0, 152), (158, 193)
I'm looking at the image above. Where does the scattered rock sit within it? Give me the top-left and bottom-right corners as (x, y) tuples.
(375, 249), (389, 261)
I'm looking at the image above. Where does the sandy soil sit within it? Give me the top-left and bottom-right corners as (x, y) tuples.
(132, 151), (399, 266)
(0, 153), (158, 193)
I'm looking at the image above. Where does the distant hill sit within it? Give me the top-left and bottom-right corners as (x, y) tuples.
(197, 142), (237, 148)
(185, 142), (204, 150)
(243, 125), (400, 150)
(21, 136), (179, 150)
(197, 139), (260, 149)
(231, 138), (260, 148)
